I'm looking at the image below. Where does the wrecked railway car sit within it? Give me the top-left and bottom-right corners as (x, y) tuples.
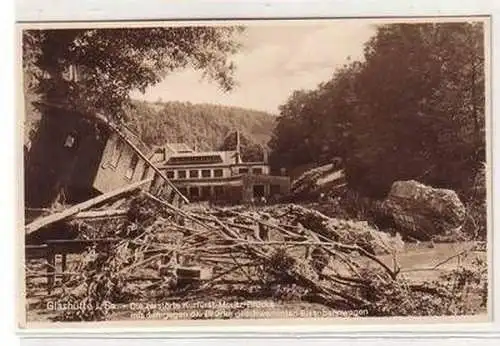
(24, 101), (188, 213)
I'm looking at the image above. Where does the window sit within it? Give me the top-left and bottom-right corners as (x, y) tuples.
(70, 64), (85, 82)
(214, 169), (223, 177)
(166, 170), (175, 179)
(178, 187), (188, 196)
(252, 167), (263, 175)
(110, 140), (123, 167)
(201, 169), (211, 178)
(125, 154), (139, 179)
(177, 170), (187, 179)
(189, 170), (199, 178)
(141, 165), (150, 180)
(63, 64), (83, 82)
(64, 134), (77, 148)
(238, 168), (249, 174)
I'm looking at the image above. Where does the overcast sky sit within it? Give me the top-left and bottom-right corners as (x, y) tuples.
(131, 21), (378, 114)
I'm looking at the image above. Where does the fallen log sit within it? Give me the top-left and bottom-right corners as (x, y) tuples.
(25, 178), (152, 235)
(72, 209), (129, 220)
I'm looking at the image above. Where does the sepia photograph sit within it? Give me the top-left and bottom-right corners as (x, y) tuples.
(19, 17), (490, 326)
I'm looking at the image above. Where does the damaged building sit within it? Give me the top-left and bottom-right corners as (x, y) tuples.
(24, 101), (188, 214)
(151, 133), (291, 204)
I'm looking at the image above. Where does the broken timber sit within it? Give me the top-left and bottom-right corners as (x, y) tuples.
(72, 209), (129, 220)
(96, 113), (189, 206)
(25, 178), (152, 235)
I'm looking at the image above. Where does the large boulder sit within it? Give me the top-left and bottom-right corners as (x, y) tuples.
(380, 180), (466, 240)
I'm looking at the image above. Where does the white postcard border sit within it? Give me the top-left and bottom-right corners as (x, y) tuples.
(8, 0), (500, 340)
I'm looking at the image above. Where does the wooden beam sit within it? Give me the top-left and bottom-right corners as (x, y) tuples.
(72, 209), (128, 220)
(25, 245), (49, 260)
(46, 238), (121, 255)
(96, 114), (189, 204)
(25, 178), (151, 235)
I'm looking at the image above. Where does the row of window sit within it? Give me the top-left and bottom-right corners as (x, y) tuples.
(165, 167), (264, 180)
(237, 167), (263, 175)
(166, 168), (223, 180)
(178, 185), (225, 199)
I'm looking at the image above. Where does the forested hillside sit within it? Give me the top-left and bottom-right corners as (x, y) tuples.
(23, 95), (275, 161)
(125, 101), (276, 154)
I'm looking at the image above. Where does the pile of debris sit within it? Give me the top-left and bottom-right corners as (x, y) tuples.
(24, 185), (410, 321)
(24, 180), (486, 322)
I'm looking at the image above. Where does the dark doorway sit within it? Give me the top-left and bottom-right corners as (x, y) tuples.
(214, 186), (224, 200)
(189, 186), (200, 200)
(253, 185), (265, 198)
(201, 186), (212, 200)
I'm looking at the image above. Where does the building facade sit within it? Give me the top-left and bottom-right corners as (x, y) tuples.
(152, 137), (290, 204)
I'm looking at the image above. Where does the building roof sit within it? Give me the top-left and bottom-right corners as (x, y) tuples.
(160, 150), (240, 166)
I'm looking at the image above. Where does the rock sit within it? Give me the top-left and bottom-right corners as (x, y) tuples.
(380, 180), (466, 240)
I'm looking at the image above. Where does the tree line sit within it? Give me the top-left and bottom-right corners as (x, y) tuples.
(268, 22), (486, 198)
(125, 100), (274, 161)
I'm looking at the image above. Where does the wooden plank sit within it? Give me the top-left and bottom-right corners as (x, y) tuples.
(156, 184), (164, 197)
(154, 177), (163, 194)
(171, 193), (180, 208)
(165, 184), (173, 195)
(61, 254), (67, 276)
(163, 185), (173, 202)
(47, 248), (55, 293)
(25, 272), (80, 279)
(25, 179), (151, 235)
(150, 174), (163, 195)
(72, 209), (128, 220)
(46, 238), (121, 255)
(25, 245), (48, 260)
(96, 114), (189, 204)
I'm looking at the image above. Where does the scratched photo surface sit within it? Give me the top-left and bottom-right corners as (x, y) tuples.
(20, 18), (490, 326)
